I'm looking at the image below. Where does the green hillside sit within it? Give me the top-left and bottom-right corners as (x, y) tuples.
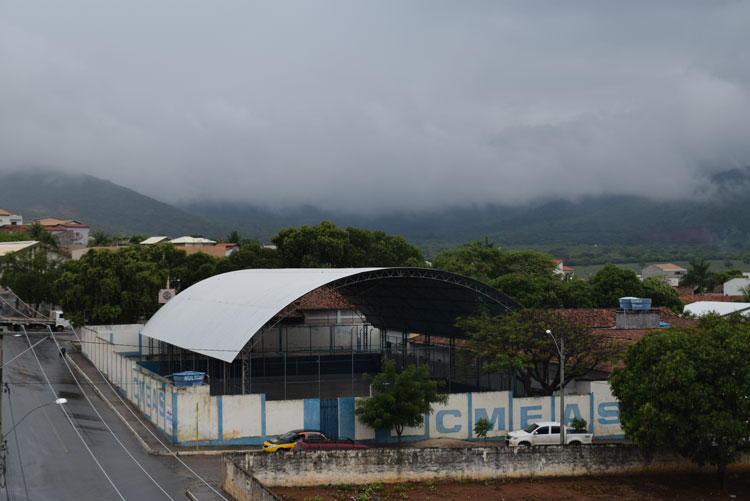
(0, 170), (231, 238)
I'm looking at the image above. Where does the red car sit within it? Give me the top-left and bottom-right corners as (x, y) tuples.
(293, 436), (369, 451)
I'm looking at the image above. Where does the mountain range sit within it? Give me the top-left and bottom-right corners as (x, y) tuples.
(2, 168), (750, 256)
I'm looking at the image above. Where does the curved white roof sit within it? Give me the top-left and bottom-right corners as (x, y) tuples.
(142, 268), (380, 362)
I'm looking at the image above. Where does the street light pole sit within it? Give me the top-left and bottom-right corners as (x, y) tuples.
(546, 329), (565, 446)
(2, 398), (67, 440)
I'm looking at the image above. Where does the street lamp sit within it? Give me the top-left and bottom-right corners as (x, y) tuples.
(2, 398), (67, 440)
(546, 329), (565, 446)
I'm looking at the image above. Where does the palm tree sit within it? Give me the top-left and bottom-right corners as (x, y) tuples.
(681, 258), (713, 294)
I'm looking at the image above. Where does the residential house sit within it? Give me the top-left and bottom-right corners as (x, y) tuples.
(641, 263), (687, 286)
(552, 259), (575, 281)
(169, 236), (216, 247)
(0, 209), (23, 226)
(32, 217), (90, 246)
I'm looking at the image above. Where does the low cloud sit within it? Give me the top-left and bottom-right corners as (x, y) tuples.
(2, 1), (749, 213)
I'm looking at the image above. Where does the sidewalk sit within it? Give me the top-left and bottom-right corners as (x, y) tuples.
(66, 347), (261, 456)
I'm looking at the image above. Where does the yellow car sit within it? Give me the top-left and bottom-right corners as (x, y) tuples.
(263, 429), (326, 452)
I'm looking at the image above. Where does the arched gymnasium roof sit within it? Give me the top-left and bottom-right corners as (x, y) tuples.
(141, 268), (522, 363)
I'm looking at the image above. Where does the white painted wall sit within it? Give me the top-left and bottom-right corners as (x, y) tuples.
(80, 327), (624, 446)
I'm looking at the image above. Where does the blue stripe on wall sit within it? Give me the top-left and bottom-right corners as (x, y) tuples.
(339, 398), (355, 439)
(218, 396), (223, 441)
(304, 399), (320, 430)
(261, 394), (267, 439)
(138, 333), (143, 355)
(467, 393), (473, 439)
(590, 393), (595, 435)
(509, 391), (514, 432)
(172, 392), (178, 440)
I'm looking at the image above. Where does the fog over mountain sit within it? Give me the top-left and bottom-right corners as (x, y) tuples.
(2, 2), (750, 214)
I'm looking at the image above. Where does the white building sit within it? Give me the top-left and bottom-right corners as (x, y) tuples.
(724, 274), (750, 296)
(0, 209), (23, 226)
(641, 263), (687, 286)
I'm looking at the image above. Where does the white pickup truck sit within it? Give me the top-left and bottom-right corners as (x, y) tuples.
(507, 421), (594, 447)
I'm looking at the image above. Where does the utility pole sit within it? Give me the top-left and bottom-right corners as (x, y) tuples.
(546, 329), (565, 446)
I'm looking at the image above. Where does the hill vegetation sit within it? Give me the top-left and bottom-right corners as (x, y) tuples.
(3, 168), (750, 264)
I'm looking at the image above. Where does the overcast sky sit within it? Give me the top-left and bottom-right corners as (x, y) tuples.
(2, 1), (749, 213)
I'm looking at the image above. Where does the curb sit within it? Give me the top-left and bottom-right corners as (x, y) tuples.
(66, 353), (261, 457)
(66, 353), (159, 455)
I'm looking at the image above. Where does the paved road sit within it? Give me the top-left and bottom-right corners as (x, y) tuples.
(1, 332), (226, 500)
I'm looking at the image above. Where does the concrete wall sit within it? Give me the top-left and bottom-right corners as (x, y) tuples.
(81, 326), (625, 447)
(222, 456), (281, 501)
(228, 446), (750, 487)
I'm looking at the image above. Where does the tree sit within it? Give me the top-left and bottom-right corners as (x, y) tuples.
(459, 308), (622, 396)
(681, 258), (712, 293)
(589, 264), (643, 307)
(741, 284), (750, 302)
(225, 230), (242, 244)
(55, 246), (165, 325)
(473, 417), (492, 446)
(641, 277), (683, 313)
(89, 231), (113, 247)
(354, 358), (447, 446)
(28, 221), (59, 248)
(610, 314), (750, 491)
(272, 222), (425, 268)
(432, 240), (555, 283)
(0, 248), (63, 310)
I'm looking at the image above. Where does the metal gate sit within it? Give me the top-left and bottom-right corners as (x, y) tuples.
(320, 399), (339, 439)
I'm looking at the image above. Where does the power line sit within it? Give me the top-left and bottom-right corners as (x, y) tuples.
(66, 326), (229, 501)
(48, 328), (174, 500)
(20, 327), (126, 501)
(3, 384), (29, 501)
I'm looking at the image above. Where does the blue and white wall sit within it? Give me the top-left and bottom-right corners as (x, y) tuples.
(81, 326), (624, 446)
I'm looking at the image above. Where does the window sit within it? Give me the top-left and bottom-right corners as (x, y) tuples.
(550, 426), (560, 434)
(535, 426), (549, 435)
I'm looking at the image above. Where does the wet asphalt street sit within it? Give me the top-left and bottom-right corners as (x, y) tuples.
(1, 332), (225, 500)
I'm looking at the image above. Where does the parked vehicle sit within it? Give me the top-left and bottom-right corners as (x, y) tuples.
(0, 309), (71, 331)
(293, 436), (369, 451)
(263, 429), (327, 452)
(506, 421), (594, 447)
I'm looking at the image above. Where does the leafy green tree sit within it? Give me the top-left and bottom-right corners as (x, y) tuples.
(225, 230), (242, 244)
(432, 241), (555, 283)
(681, 258), (712, 293)
(589, 264), (643, 307)
(610, 314), (750, 491)
(272, 222), (424, 268)
(0, 248), (63, 310)
(473, 417), (492, 445)
(491, 274), (564, 308)
(557, 279), (596, 309)
(225, 241), (283, 270)
(28, 222), (59, 248)
(354, 358), (447, 446)
(54, 246), (165, 325)
(89, 230), (114, 247)
(741, 284), (750, 302)
(491, 274), (596, 309)
(459, 308), (622, 396)
(641, 277), (683, 313)
(432, 240), (508, 282)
